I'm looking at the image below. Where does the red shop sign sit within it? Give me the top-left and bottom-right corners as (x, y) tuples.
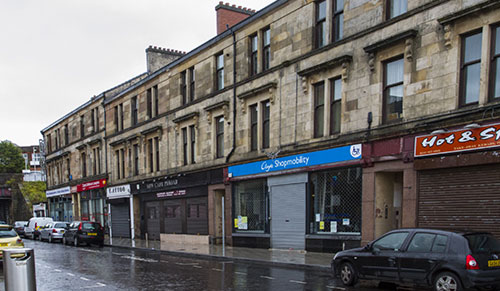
(415, 123), (500, 157)
(77, 179), (107, 192)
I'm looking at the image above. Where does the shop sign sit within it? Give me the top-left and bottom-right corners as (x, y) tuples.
(71, 186), (78, 193)
(228, 144), (362, 177)
(77, 179), (107, 192)
(145, 179), (178, 190)
(415, 124), (500, 157)
(106, 184), (131, 199)
(46, 186), (71, 198)
(156, 190), (186, 198)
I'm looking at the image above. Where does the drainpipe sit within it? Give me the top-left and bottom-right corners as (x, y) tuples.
(226, 25), (237, 163)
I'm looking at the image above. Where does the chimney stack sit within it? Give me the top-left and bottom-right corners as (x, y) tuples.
(145, 46), (186, 73)
(215, 2), (256, 34)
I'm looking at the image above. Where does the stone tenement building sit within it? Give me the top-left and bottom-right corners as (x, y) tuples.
(43, 0), (500, 251)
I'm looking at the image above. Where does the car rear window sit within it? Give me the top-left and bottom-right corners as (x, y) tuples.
(465, 234), (500, 253)
(54, 223), (67, 228)
(82, 222), (99, 230)
(0, 228), (18, 238)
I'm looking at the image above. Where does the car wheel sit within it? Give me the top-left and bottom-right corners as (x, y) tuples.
(339, 262), (357, 286)
(74, 236), (79, 247)
(434, 272), (462, 291)
(48, 235), (52, 243)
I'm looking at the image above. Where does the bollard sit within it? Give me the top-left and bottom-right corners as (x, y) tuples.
(3, 248), (36, 291)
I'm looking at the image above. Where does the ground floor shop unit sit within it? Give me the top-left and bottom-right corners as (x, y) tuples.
(107, 184), (133, 238)
(76, 178), (109, 231)
(46, 186), (74, 222)
(132, 169), (225, 243)
(414, 123), (500, 239)
(229, 145), (363, 252)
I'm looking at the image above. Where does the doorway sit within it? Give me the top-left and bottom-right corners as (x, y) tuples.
(374, 172), (403, 238)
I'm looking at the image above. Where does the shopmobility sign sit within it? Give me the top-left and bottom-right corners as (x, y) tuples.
(415, 123), (500, 157)
(228, 144), (362, 177)
(46, 186), (71, 198)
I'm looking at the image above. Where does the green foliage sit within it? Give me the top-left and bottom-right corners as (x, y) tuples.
(0, 140), (25, 173)
(19, 181), (46, 211)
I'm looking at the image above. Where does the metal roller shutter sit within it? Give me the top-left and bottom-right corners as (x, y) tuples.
(186, 197), (208, 235)
(418, 164), (500, 239)
(111, 203), (130, 238)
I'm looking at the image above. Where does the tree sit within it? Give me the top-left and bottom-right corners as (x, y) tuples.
(19, 181), (46, 213)
(0, 140), (25, 173)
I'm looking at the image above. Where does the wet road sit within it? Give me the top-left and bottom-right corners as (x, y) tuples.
(0, 240), (410, 291)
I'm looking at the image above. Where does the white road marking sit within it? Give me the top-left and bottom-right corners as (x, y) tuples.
(80, 277), (90, 281)
(234, 271), (246, 275)
(289, 280), (306, 285)
(80, 282), (106, 289)
(160, 260), (169, 263)
(54, 269), (61, 272)
(81, 249), (100, 253)
(326, 286), (345, 290)
(121, 255), (158, 263)
(112, 252), (122, 256)
(211, 268), (222, 272)
(175, 262), (199, 266)
(67, 273), (75, 277)
(260, 275), (275, 280)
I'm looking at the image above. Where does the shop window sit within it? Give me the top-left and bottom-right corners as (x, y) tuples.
(383, 57), (404, 123)
(460, 30), (482, 106)
(490, 26), (500, 101)
(148, 206), (157, 219)
(386, 0), (407, 19)
(333, 0), (344, 42)
(309, 167), (362, 234)
(315, 0), (327, 48)
(250, 34), (258, 76)
(314, 81), (325, 138)
(330, 77), (342, 134)
(233, 179), (268, 233)
(166, 206), (179, 218)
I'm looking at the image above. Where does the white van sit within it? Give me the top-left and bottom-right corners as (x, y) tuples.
(24, 217), (54, 240)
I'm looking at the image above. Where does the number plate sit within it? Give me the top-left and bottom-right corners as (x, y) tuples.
(0, 243), (8, 247)
(61, 230), (64, 233)
(488, 260), (500, 267)
(87, 233), (97, 236)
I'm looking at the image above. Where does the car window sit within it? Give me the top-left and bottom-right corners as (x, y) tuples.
(82, 222), (99, 230)
(465, 234), (500, 253)
(373, 232), (409, 251)
(54, 223), (68, 228)
(0, 228), (18, 238)
(407, 233), (442, 253)
(431, 235), (448, 253)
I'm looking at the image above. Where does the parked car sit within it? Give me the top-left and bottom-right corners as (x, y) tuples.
(24, 217), (54, 240)
(0, 224), (24, 261)
(62, 221), (104, 247)
(39, 221), (69, 243)
(332, 228), (500, 291)
(13, 221), (28, 237)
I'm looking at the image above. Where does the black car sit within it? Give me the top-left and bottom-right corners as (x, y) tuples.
(62, 221), (104, 247)
(332, 228), (500, 291)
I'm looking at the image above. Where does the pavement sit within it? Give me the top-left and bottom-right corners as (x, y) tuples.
(103, 236), (333, 271)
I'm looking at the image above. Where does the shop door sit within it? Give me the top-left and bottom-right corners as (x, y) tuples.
(375, 172), (403, 238)
(418, 164), (500, 239)
(145, 201), (161, 240)
(186, 197), (208, 235)
(111, 203), (130, 238)
(269, 173), (307, 250)
(163, 200), (183, 234)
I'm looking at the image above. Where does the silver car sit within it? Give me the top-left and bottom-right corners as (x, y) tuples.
(39, 222), (69, 243)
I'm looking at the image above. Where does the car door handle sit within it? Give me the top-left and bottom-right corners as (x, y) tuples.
(428, 260), (436, 264)
(388, 257), (396, 262)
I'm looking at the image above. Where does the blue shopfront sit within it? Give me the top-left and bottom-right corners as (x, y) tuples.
(228, 144), (363, 252)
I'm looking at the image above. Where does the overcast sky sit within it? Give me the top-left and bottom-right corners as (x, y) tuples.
(0, 0), (273, 147)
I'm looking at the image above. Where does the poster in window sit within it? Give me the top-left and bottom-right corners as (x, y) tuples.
(342, 218), (350, 226)
(315, 213), (321, 222)
(234, 218), (239, 229)
(331, 221), (337, 233)
(319, 221), (325, 230)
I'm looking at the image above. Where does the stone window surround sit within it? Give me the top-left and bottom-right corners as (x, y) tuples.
(204, 102), (229, 159)
(172, 112), (199, 166)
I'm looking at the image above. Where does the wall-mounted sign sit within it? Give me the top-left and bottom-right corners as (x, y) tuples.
(228, 144), (362, 177)
(77, 179), (107, 192)
(46, 186), (71, 198)
(415, 124), (500, 157)
(106, 184), (131, 199)
(156, 190), (186, 198)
